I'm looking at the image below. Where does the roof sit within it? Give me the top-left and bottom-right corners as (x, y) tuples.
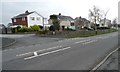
(12, 11), (43, 19)
(55, 15), (74, 21)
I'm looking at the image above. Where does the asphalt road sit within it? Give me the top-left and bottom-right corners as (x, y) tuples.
(2, 32), (118, 70)
(1, 34), (65, 50)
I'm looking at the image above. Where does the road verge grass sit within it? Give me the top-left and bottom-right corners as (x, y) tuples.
(64, 29), (118, 38)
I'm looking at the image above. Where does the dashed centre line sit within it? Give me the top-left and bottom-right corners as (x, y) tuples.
(24, 46), (71, 60)
(16, 46), (62, 57)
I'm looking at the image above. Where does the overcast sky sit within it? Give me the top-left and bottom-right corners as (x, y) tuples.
(1, 0), (119, 26)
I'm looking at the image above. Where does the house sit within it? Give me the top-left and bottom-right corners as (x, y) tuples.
(11, 10), (45, 27)
(74, 17), (91, 30)
(0, 24), (7, 34)
(48, 13), (75, 30)
(7, 23), (13, 27)
(99, 18), (111, 28)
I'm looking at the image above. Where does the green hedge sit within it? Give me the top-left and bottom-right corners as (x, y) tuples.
(17, 25), (41, 32)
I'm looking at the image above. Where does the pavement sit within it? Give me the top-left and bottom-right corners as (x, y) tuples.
(97, 50), (118, 70)
(2, 32), (119, 70)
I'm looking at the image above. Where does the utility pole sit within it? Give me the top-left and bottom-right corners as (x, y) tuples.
(94, 16), (97, 34)
(43, 17), (44, 30)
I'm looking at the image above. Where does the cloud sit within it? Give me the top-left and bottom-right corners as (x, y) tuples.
(1, 0), (119, 25)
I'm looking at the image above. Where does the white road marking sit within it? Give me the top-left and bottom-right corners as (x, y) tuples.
(24, 47), (71, 60)
(90, 47), (119, 71)
(58, 38), (84, 42)
(82, 40), (97, 44)
(16, 46), (62, 57)
(75, 39), (91, 44)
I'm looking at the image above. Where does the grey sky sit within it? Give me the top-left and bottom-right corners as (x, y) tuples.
(1, 0), (119, 26)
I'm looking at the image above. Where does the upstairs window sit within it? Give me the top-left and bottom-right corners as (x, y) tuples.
(30, 17), (35, 21)
(71, 23), (74, 26)
(14, 19), (16, 22)
(22, 17), (25, 21)
(36, 17), (41, 21)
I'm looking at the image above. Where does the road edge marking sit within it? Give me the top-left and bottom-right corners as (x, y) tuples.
(90, 47), (119, 72)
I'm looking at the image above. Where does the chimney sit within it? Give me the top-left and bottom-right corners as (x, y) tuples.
(59, 13), (61, 16)
(25, 10), (29, 13)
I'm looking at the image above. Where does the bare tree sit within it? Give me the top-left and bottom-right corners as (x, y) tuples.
(112, 18), (117, 27)
(89, 6), (103, 34)
(102, 9), (110, 26)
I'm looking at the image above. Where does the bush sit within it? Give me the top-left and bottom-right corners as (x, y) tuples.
(36, 30), (48, 34)
(31, 25), (40, 31)
(49, 25), (55, 31)
(18, 27), (29, 32)
(28, 27), (33, 32)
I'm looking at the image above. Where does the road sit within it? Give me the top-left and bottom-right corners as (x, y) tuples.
(2, 32), (118, 70)
(1, 34), (65, 50)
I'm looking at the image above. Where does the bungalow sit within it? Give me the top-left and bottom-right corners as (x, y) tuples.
(48, 13), (75, 30)
(11, 10), (45, 27)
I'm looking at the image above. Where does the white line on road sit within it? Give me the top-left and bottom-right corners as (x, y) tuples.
(90, 47), (119, 72)
(16, 46), (62, 57)
(82, 40), (97, 45)
(24, 46), (71, 60)
(75, 39), (91, 44)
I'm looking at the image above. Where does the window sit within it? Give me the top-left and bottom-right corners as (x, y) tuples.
(36, 17), (40, 21)
(22, 17), (25, 21)
(102, 24), (104, 26)
(30, 17), (35, 21)
(71, 23), (74, 26)
(14, 19), (16, 22)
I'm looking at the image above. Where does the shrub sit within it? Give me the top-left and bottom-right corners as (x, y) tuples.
(18, 27), (29, 32)
(28, 27), (33, 32)
(49, 25), (55, 31)
(31, 25), (40, 31)
(36, 30), (48, 34)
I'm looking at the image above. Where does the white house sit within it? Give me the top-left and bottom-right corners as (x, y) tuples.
(99, 18), (111, 27)
(11, 10), (47, 27)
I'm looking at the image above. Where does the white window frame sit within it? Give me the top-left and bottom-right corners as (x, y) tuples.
(14, 19), (16, 22)
(36, 17), (40, 21)
(22, 17), (25, 21)
(30, 17), (35, 21)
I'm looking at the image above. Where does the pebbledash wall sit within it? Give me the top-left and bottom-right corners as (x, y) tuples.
(27, 12), (44, 27)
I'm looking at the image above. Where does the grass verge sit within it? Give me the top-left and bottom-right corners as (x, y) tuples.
(64, 29), (118, 38)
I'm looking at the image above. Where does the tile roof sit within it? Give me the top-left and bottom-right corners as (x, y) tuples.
(12, 11), (34, 19)
(56, 15), (74, 21)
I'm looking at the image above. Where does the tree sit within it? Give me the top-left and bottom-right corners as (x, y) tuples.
(50, 15), (60, 31)
(89, 6), (103, 34)
(102, 9), (110, 26)
(112, 18), (117, 27)
(49, 25), (55, 31)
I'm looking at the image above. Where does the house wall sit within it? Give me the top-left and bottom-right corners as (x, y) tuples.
(60, 20), (71, 28)
(12, 17), (28, 27)
(27, 12), (43, 27)
(99, 19), (111, 27)
(48, 19), (53, 25)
